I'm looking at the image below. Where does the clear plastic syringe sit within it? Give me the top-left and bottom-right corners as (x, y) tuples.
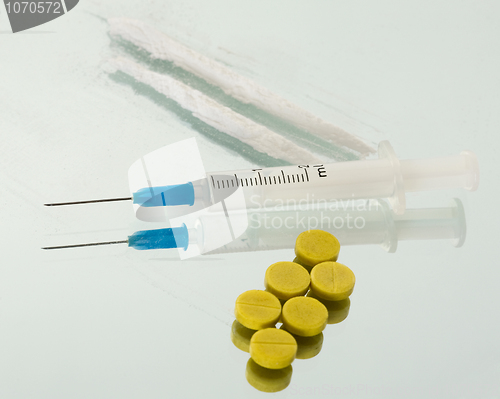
(132, 141), (478, 215)
(42, 199), (466, 254)
(45, 141), (479, 215)
(206, 198), (466, 254)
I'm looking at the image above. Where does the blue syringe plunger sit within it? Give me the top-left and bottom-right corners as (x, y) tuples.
(132, 183), (195, 207)
(127, 225), (189, 250)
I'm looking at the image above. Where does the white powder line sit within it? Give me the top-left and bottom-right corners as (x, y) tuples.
(109, 57), (323, 164)
(108, 17), (376, 157)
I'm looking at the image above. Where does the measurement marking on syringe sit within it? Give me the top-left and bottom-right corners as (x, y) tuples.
(216, 168), (310, 190)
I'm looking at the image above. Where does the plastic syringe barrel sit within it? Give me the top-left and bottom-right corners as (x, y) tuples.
(202, 142), (478, 215)
(400, 151), (479, 192)
(130, 141), (479, 215)
(205, 199), (466, 254)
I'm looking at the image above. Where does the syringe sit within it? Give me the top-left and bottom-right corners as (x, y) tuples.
(207, 199), (467, 254)
(45, 141), (479, 215)
(43, 199), (466, 253)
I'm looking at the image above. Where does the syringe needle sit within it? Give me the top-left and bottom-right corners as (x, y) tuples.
(42, 240), (128, 250)
(42, 226), (188, 251)
(44, 197), (133, 206)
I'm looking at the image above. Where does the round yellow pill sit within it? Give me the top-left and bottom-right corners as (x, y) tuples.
(310, 261), (355, 301)
(235, 290), (281, 330)
(249, 328), (297, 369)
(230, 320), (256, 353)
(295, 230), (340, 267)
(264, 261), (310, 300)
(245, 358), (293, 393)
(282, 296), (328, 337)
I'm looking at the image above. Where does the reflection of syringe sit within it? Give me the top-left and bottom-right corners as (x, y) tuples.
(45, 141), (479, 215)
(43, 199), (466, 253)
(207, 199), (466, 254)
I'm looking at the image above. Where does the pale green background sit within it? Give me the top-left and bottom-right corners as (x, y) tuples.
(0, 1), (499, 398)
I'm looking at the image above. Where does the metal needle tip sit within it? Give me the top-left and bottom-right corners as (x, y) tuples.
(42, 240), (128, 250)
(44, 197), (133, 206)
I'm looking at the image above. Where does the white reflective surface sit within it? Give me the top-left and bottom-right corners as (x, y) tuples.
(1, 1), (499, 398)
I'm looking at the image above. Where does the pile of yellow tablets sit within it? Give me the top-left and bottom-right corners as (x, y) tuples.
(231, 230), (356, 392)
